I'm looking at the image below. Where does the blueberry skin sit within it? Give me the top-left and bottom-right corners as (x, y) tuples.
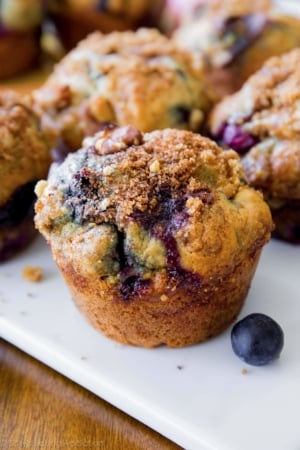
(231, 313), (284, 366)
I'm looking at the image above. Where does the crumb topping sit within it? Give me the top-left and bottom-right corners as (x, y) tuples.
(33, 29), (213, 151)
(0, 90), (51, 206)
(210, 49), (300, 139)
(35, 128), (272, 282)
(22, 265), (43, 282)
(40, 127), (243, 229)
(210, 49), (300, 198)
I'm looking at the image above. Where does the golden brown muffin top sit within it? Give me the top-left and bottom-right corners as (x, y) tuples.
(35, 127), (272, 280)
(210, 49), (300, 137)
(210, 49), (300, 199)
(33, 28), (213, 151)
(0, 90), (51, 207)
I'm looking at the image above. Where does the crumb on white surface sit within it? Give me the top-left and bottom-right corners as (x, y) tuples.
(22, 265), (43, 282)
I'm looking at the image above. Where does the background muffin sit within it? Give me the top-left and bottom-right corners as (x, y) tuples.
(0, 0), (43, 78)
(33, 28), (213, 155)
(35, 126), (272, 348)
(0, 90), (51, 262)
(46, 0), (165, 50)
(210, 49), (300, 243)
(172, 0), (300, 97)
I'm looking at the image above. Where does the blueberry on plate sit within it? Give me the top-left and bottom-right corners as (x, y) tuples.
(231, 313), (284, 366)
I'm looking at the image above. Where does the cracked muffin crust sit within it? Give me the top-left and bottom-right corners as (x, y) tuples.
(32, 28), (213, 154)
(35, 126), (272, 347)
(0, 91), (51, 261)
(210, 49), (300, 243)
(172, 0), (300, 96)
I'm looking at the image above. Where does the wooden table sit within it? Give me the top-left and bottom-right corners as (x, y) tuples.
(0, 339), (181, 450)
(0, 72), (182, 450)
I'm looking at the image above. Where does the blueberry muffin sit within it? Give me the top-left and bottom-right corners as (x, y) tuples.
(210, 49), (300, 244)
(0, 0), (43, 78)
(46, 0), (164, 50)
(172, 0), (300, 96)
(0, 91), (51, 262)
(34, 126), (272, 347)
(33, 28), (213, 154)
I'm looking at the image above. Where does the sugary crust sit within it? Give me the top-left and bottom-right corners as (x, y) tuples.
(210, 49), (300, 200)
(173, 1), (300, 95)
(33, 29), (213, 151)
(0, 91), (51, 206)
(35, 127), (272, 347)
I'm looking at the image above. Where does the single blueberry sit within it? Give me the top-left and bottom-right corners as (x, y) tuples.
(222, 123), (258, 154)
(231, 313), (284, 366)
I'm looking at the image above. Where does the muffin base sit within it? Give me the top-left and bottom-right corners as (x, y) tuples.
(58, 249), (262, 348)
(271, 200), (300, 244)
(0, 30), (40, 79)
(0, 213), (37, 262)
(50, 11), (133, 50)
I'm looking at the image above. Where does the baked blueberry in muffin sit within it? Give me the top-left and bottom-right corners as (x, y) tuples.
(33, 28), (213, 155)
(0, 91), (51, 262)
(0, 0), (43, 78)
(35, 126), (272, 347)
(172, 0), (300, 96)
(210, 49), (300, 244)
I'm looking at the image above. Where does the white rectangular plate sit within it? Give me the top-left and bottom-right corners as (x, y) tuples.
(1, 235), (300, 450)
(1, 1), (300, 448)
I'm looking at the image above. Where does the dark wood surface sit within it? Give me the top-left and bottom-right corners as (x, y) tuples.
(0, 73), (182, 450)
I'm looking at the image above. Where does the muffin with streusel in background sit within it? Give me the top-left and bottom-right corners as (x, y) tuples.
(210, 49), (300, 244)
(0, 91), (51, 262)
(32, 28), (214, 157)
(46, 0), (165, 50)
(35, 126), (273, 348)
(172, 0), (300, 96)
(0, 0), (43, 78)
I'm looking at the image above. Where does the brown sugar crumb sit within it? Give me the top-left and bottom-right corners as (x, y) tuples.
(241, 368), (248, 375)
(22, 265), (43, 282)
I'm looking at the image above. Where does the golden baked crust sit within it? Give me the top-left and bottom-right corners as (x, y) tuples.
(35, 127), (272, 347)
(173, 0), (300, 96)
(33, 28), (213, 151)
(0, 90), (51, 207)
(209, 49), (300, 242)
(0, 90), (51, 260)
(210, 49), (300, 200)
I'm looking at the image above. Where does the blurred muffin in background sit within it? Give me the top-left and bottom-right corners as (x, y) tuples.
(172, 0), (300, 97)
(34, 126), (273, 347)
(0, 0), (43, 78)
(0, 91), (51, 261)
(33, 28), (214, 157)
(160, 0), (203, 34)
(209, 49), (300, 244)
(46, 0), (165, 50)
